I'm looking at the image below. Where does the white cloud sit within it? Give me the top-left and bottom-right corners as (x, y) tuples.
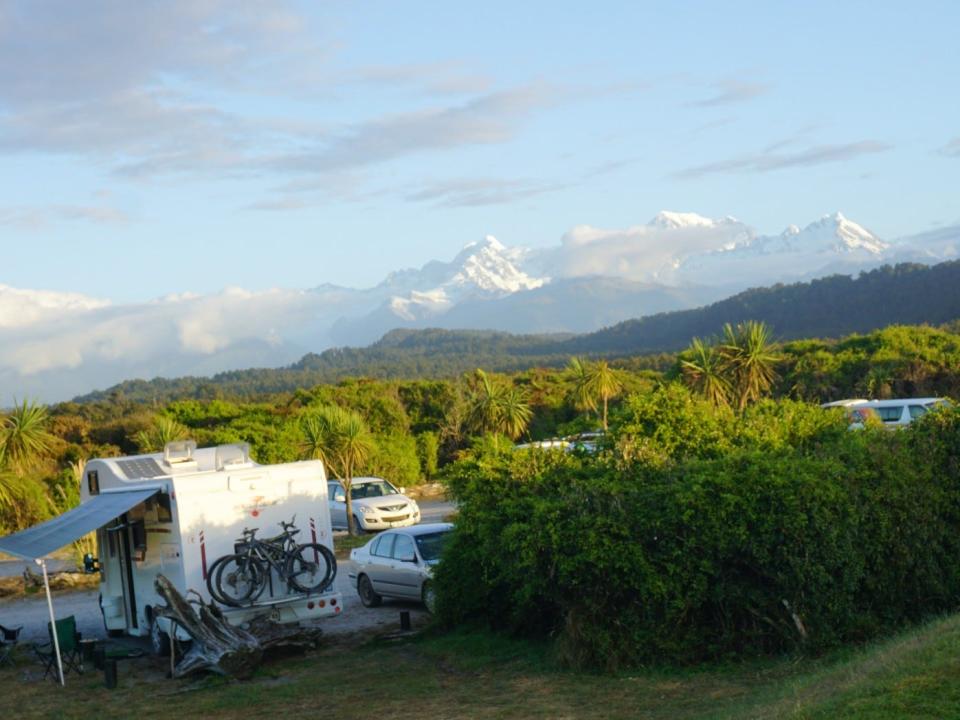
(534, 219), (753, 283)
(0, 286), (331, 376)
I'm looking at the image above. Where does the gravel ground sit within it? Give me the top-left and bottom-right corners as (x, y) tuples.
(0, 557), (428, 645)
(0, 501), (452, 645)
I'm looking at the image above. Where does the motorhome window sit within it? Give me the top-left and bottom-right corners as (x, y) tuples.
(909, 405), (928, 419)
(876, 406), (904, 422)
(87, 470), (99, 496)
(131, 520), (147, 551)
(373, 534), (395, 558)
(155, 494), (172, 523)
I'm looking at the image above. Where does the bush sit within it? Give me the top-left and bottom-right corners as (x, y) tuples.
(434, 403), (960, 669)
(365, 432), (421, 487)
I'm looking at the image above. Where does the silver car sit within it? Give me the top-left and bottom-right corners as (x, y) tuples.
(349, 523), (453, 611)
(328, 477), (421, 533)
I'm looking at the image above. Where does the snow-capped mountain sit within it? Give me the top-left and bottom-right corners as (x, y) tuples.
(387, 235), (545, 321)
(674, 212), (890, 287)
(3, 209), (959, 402)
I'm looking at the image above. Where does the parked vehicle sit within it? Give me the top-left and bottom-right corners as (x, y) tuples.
(77, 441), (342, 654)
(327, 477), (420, 533)
(822, 397), (952, 428)
(349, 523), (453, 612)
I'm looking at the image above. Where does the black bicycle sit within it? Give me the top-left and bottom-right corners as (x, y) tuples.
(206, 518), (336, 607)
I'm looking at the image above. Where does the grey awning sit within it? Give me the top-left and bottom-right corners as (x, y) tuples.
(0, 488), (159, 561)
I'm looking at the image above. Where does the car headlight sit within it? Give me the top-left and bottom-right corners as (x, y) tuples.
(359, 506), (377, 514)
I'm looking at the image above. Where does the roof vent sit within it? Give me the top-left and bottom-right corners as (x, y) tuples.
(216, 443), (251, 471)
(164, 440), (197, 464)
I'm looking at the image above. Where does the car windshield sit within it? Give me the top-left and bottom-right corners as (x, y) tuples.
(350, 480), (399, 499)
(414, 531), (450, 562)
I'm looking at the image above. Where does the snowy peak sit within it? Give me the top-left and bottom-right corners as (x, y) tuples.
(648, 210), (722, 230)
(789, 212), (888, 254)
(382, 235), (547, 322)
(647, 210), (743, 231)
(449, 235), (544, 294)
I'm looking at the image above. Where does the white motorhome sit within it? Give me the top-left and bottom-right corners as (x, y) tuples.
(822, 397), (953, 428)
(81, 442), (341, 653)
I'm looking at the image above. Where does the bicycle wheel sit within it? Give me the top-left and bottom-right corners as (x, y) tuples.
(213, 554), (265, 606)
(284, 542), (336, 593)
(205, 554), (236, 605)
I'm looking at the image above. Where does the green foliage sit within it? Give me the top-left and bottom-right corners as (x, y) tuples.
(133, 415), (189, 453)
(415, 431), (439, 479)
(365, 432), (421, 487)
(435, 400), (960, 669)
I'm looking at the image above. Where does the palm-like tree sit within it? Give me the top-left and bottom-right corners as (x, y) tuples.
(680, 337), (731, 408)
(497, 387), (534, 440)
(584, 360), (623, 431)
(465, 369), (503, 436)
(301, 405), (374, 535)
(567, 357), (598, 418)
(135, 415), (189, 453)
(464, 369), (532, 440)
(720, 321), (779, 410)
(0, 399), (55, 475)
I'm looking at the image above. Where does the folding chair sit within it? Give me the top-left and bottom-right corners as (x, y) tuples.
(34, 615), (83, 680)
(0, 623), (22, 667)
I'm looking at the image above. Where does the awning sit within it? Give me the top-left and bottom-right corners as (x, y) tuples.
(0, 488), (159, 561)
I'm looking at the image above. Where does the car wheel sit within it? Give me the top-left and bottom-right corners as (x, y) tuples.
(150, 616), (170, 657)
(357, 574), (382, 608)
(422, 581), (437, 614)
(350, 514), (366, 536)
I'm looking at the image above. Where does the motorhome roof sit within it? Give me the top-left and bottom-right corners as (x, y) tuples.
(98, 443), (255, 482)
(845, 398), (945, 407)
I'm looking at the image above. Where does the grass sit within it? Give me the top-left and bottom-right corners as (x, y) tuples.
(1, 612), (958, 719)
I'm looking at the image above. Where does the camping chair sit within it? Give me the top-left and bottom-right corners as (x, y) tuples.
(0, 623), (22, 667)
(34, 615), (83, 680)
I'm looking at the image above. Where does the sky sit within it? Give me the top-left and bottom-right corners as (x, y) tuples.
(1, 0), (959, 303)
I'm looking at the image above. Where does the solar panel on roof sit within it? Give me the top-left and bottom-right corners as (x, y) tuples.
(117, 457), (166, 480)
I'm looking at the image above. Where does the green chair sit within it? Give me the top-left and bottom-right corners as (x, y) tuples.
(0, 623), (22, 667)
(34, 615), (83, 680)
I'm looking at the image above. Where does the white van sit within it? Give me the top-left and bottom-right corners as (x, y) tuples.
(823, 397), (952, 428)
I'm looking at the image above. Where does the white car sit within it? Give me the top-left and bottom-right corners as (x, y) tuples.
(349, 523), (453, 611)
(327, 477), (421, 533)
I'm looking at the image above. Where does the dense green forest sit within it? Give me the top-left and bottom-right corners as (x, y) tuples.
(3, 320), (960, 538)
(3, 317), (960, 668)
(77, 261), (960, 404)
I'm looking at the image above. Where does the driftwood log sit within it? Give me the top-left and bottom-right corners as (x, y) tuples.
(153, 574), (323, 679)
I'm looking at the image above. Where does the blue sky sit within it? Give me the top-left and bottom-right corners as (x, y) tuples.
(2, 0), (958, 302)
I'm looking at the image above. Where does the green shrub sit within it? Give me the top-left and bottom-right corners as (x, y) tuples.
(434, 404), (960, 669)
(365, 432), (421, 487)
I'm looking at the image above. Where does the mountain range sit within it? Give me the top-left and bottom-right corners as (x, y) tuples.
(3, 210), (959, 402)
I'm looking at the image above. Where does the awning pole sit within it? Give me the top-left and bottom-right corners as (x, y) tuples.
(38, 558), (65, 687)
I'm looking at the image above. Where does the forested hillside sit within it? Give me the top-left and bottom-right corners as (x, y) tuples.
(76, 261), (960, 404)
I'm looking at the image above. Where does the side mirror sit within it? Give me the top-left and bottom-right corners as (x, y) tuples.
(398, 487), (406, 495)
(334, 493), (346, 503)
(399, 552), (417, 563)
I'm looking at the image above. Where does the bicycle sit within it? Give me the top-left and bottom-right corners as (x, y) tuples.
(206, 518), (336, 607)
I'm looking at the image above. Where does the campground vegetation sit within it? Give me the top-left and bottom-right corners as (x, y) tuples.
(2, 319), (960, 682)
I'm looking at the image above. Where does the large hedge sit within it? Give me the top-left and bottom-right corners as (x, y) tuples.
(434, 387), (960, 668)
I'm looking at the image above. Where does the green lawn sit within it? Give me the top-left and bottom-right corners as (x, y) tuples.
(2, 612), (958, 719)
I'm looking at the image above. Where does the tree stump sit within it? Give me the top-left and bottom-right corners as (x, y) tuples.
(153, 574), (323, 679)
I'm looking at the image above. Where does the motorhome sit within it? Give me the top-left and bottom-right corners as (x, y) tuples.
(80, 442), (341, 654)
(822, 397), (952, 428)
